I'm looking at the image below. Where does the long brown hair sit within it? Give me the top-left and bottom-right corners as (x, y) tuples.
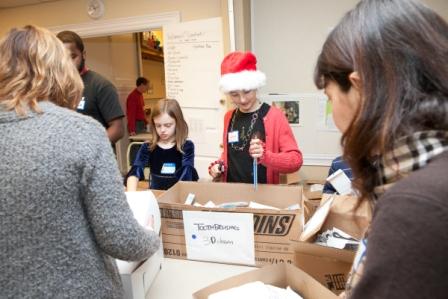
(0, 25), (83, 115)
(314, 0), (448, 201)
(150, 99), (189, 153)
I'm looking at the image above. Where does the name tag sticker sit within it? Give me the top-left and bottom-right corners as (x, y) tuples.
(228, 131), (239, 143)
(77, 97), (86, 110)
(161, 163), (176, 174)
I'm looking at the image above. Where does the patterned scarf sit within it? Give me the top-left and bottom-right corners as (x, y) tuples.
(345, 130), (448, 296)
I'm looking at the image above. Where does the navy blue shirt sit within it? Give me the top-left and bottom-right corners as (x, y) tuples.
(126, 140), (198, 190)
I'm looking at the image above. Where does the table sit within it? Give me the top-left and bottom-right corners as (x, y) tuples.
(146, 258), (255, 299)
(129, 133), (152, 142)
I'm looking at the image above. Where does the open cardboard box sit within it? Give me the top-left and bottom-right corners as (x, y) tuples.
(294, 242), (354, 295)
(279, 171), (301, 185)
(117, 191), (164, 299)
(295, 194), (371, 295)
(193, 262), (337, 299)
(157, 181), (304, 267)
(118, 246), (163, 299)
(301, 179), (326, 200)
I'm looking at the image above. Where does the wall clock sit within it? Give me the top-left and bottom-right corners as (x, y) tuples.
(87, 0), (105, 19)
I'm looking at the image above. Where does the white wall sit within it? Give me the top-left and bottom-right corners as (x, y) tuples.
(252, 0), (448, 177)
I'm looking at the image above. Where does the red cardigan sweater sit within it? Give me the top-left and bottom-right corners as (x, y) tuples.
(217, 106), (303, 184)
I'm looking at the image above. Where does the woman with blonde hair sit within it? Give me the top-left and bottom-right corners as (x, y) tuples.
(0, 25), (160, 298)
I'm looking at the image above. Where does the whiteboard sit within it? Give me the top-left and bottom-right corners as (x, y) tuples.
(163, 17), (223, 108)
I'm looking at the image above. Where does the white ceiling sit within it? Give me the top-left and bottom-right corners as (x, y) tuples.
(0, 0), (61, 9)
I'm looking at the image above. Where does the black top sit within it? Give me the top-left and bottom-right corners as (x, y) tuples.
(350, 151), (448, 299)
(78, 70), (124, 128)
(227, 103), (270, 184)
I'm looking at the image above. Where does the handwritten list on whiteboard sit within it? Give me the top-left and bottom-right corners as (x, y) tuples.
(163, 17), (223, 108)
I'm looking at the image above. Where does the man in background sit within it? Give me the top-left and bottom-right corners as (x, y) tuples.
(57, 30), (125, 144)
(126, 77), (149, 136)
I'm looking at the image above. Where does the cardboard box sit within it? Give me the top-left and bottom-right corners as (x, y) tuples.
(302, 179), (326, 200)
(157, 181), (304, 267)
(118, 246), (164, 299)
(118, 191), (164, 299)
(295, 194), (371, 295)
(279, 171), (301, 185)
(193, 263), (337, 299)
(294, 242), (354, 295)
(300, 194), (371, 243)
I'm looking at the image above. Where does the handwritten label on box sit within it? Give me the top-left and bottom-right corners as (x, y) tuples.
(183, 211), (255, 265)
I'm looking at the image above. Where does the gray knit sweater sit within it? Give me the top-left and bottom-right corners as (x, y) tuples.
(0, 102), (160, 298)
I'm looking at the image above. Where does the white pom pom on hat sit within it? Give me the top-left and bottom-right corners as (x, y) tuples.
(219, 51), (266, 93)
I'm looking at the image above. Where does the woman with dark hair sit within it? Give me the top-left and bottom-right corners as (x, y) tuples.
(314, 0), (448, 298)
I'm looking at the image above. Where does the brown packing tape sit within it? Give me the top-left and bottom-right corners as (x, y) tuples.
(193, 263), (338, 299)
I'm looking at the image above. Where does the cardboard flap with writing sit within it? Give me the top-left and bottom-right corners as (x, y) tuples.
(294, 242), (354, 295)
(193, 263), (338, 299)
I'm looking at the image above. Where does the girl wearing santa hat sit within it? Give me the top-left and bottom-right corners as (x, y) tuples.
(209, 51), (303, 184)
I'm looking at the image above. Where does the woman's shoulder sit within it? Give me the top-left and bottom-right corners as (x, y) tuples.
(41, 102), (105, 136)
(384, 152), (448, 206)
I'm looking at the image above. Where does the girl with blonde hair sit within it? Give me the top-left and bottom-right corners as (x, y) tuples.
(126, 98), (199, 190)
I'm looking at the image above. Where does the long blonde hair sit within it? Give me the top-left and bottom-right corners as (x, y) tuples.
(150, 99), (188, 153)
(0, 25), (83, 116)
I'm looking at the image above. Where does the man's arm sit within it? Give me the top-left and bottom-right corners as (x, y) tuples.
(107, 117), (124, 144)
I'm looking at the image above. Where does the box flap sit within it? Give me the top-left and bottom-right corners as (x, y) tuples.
(158, 181), (302, 210)
(299, 196), (334, 242)
(193, 263), (337, 299)
(294, 242), (355, 263)
(294, 242), (354, 295)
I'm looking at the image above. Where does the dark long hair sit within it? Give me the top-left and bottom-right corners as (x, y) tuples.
(314, 0), (448, 200)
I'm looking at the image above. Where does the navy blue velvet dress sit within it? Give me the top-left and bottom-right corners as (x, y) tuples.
(126, 140), (199, 190)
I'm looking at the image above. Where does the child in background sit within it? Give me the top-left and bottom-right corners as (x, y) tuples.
(126, 99), (198, 190)
(209, 51), (303, 184)
(322, 156), (353, 194)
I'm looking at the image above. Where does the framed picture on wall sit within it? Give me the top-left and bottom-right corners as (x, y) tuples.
(271, 100), (301, 126)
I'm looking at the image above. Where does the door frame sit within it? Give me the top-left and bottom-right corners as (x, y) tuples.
(48, 11), (180, 38)
(48, 12), (180, 172)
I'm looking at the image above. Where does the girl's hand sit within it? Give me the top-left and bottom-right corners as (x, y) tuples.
(249, 138), (264, 159)
(209, 162), (224, 178)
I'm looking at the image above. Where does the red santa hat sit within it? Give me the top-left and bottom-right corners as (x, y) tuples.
(219, 51), (266, 93)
